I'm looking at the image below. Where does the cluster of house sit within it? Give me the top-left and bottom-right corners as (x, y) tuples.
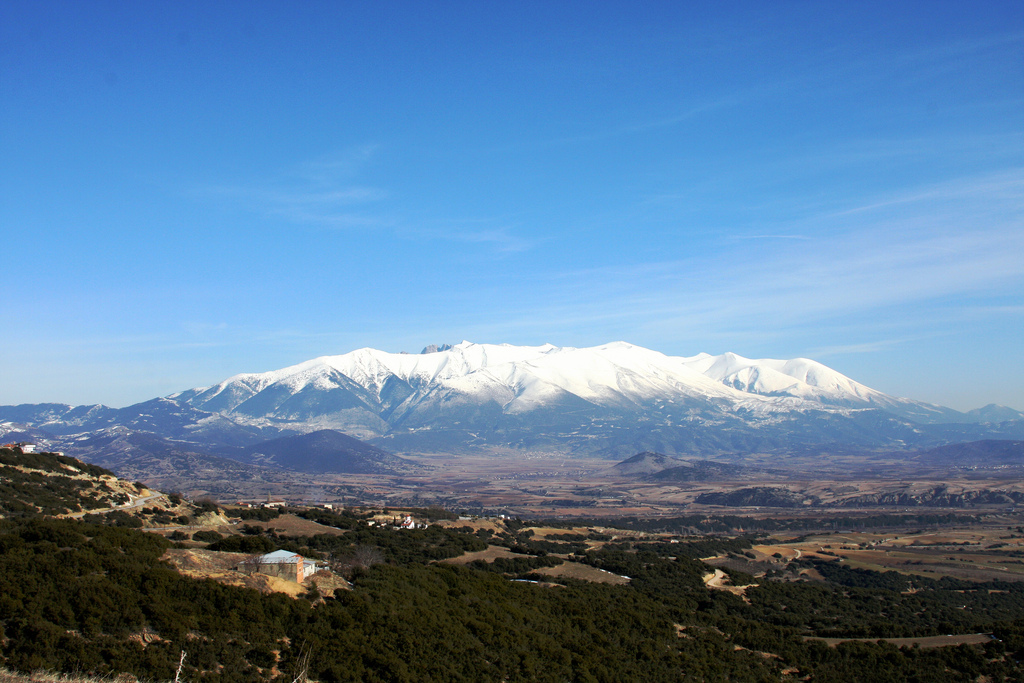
(365, 514), (427, 529)
(398, 514), (422, 529)
(232, 499), (287, 509)
(233, 499), (340, 510)
(1, 442), (36, 453)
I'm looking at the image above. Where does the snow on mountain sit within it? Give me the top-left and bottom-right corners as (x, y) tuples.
(169, 340), (955, 436)
(679, 351), (884, 403)
(673, 350), (970, 423)
(7, 341), (1018, 459)
(157, 340), (1024, 456)
(175, 341), (771, 419)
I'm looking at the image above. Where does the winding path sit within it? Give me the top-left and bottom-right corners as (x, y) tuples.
(66, 492), (165, 519)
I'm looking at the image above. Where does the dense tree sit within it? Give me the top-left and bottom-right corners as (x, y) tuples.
(0, 489), (1021, 681)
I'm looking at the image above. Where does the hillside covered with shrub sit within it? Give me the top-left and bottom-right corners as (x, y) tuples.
(0, 447), (146, 517)
(1, 451), (1023, 681)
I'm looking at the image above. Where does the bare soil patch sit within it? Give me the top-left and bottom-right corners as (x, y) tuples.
(439, 546), (630, 584)
(162, 548), (283, 593)
(234, 513), (348, 537)
(435, 518), (505, 533)
(530, 561), (630, 585)
(163, 547), (248, 572)
(523, 526), (589, 539)
(753, 545), (799, 559)
(439, 545), (525, 565)
(703, 568), (754, 600)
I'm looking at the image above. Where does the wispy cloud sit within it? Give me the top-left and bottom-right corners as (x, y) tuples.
(181, 321), (229, 336)
(827, 168), (1024, 218)
(728, 234), (811, 242)
(487, 168), (1024, 349)
(197, 149), (537, 255)
(494, 28), (1024, 157)
(445, 227), (534, 254)
(197, 146), (392, 229)
(480, 81), (789, 154)
(808, 337), (919, 358)
(295, 145), (380, 185)
(270, 187), (388, 206)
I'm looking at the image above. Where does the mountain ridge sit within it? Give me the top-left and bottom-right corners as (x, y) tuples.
(225, 429), (417, 474)
(170, 341), (994, 424)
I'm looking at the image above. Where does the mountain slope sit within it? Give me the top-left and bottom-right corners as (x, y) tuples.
(908, 439), (1024, 467)
(965, 405), (1024, 423)
(66, 428), (283, 485)
(602, 451), (687, 476)
(1, 398), (280, 446)
(228, 429), (415, 474)
(600, 450), (757, 482)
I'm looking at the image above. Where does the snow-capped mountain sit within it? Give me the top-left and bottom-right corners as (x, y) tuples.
(174, 341), (747, 423)
(163, 341), (1018, 456)
(6, 342), (1021, 460)
(171, 341), (942, 421)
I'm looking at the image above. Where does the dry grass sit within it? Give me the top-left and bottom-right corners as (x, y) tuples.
(760, 525), (1024, 584)
(521, 526), (589, 539)
(439, 545), (630, 584)
(806, 634), (993, 649)
(439, 545), (525, 565)
(0, 669), (141, 683)
(434, 518), (505, 533)
(232, 514), (348, 537)
(530, 561), (630, 585)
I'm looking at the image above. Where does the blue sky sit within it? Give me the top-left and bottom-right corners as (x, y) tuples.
(2, 1), (1022, 411)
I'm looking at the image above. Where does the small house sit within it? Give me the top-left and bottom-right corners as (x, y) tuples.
(247, 550), (323, 583)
